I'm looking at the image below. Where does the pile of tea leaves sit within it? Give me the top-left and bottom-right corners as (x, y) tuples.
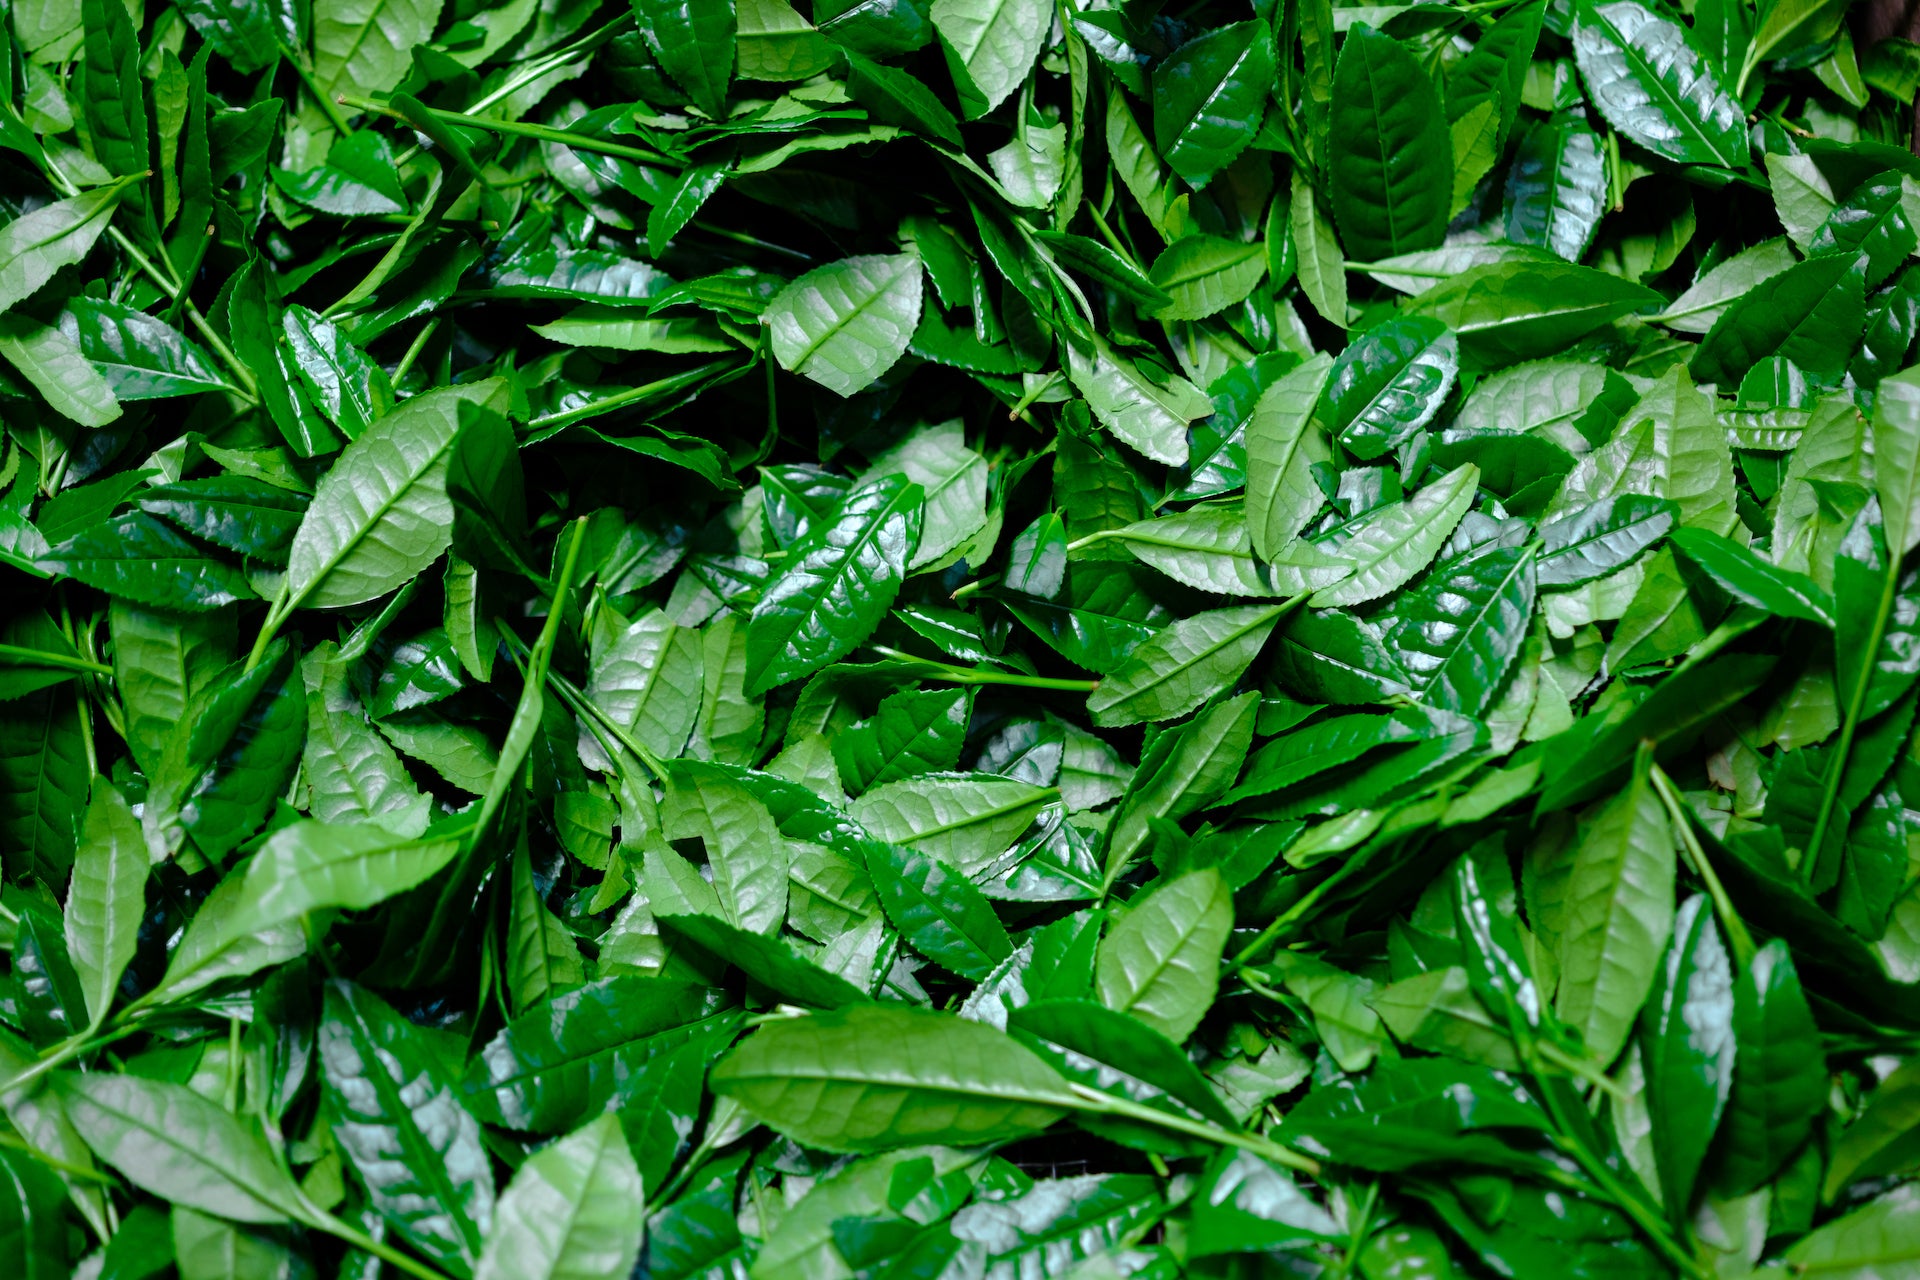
(4, 0), (1920, 1274)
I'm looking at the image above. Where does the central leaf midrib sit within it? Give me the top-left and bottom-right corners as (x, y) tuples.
(789, 257), (913, 372)
(294, 427), (459, 610)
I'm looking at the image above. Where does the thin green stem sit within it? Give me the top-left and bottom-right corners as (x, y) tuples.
(692, 220), (812, 261)
(284, 43), (354, 136)
(244, 579), (294, 673)
(1807, 566), (1899, 879)
(1226, 863), (1359, 976)
(0, 644), (114, 676)
(950, 576), (995, 600)
(1064, 1082), (1321, 1175)
(1083, 201), (1134, 263)
(869, 647), (1100, 692)
(1335, 1183), (1379, 1280)
(1534, 1040), (1627, 1102)
(526, 360), (739, 433)
(112, 226), (259, 400)
(307, 1206), (455, 1280)
(1006, 372), (1063, 424)
(503, 627), (671, 784)
(1650, 765), (1757, 968)
(344, 94), (675, 166)
(392, 318), (440, 386)
(1533, 1076), (1709, 1280)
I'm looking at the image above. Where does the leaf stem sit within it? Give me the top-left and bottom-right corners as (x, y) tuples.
(284, 43), (354, 137)
(691, 220), (812, 261)
(1650, 764), (1758, 968)
(525, 360), (740, 434)
(1805, 562), (1899, 880)
(343, 94), (676, 166)
(244, 578), (294, 673)
(305, 1204), (454, 1280)
(391, 318), (440, 387)
(105, 225), (259, 401)
(0, 644), (114, 676)
(1006, 372), (1064, 424)
(1532, 1078), (1710, 1280)
(868, 647), (1100, 692)
(1063, 1082), (1322, 1176)
(504, 628), (672, 785)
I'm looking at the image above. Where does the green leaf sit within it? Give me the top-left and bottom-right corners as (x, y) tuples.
(1320, 316), (1459, 461)
(1246, 353), (1334, 559)
(1783, 1185), (1920, 1277)
(866, 841), (1011, 979)
(229, 819), (462, 938)
(1313, 463), (1480, 607)
(1108, 506), (1302, 597)
(1572, 0), (1747, 168)
(1536, 495), (1678, 589)
(1668, 527), (1836, 626)
(863, 419), (987, 569)
(58, 298), (229, 399)
(473, 1114), (644, 1280)
(849, 773), (1054, 875)
(322, 980), (494, 1270)
(0, 315), (122, 427)
(710, 1004), (1076, 1151)
(59, 1074), (305, 1223)
(930, 0), (1051, 118)
(41, 512), (251, 613)
(1718, 941), (1826, 1195)
(1007, 997), (1239, 1152)
(1504, 116), (1606, 262)
(1151, 21), (1276, 190)
(1542, 754), (1675, 1065)
(736, 0), (838, 81)
(273, 131), (408, 217)
(462, 978), (725, 1132)
(1408, 261), (1662, 367)
(1328, 25), (1452, 261)
(509, 837), (587, 1011)
(145, 862), (305, 1005)
(1647, 238), (1797, 334)
(1290, 171), (1348, 327)
(1088, 604), (1287, 727)
(1639, 895), (1734, 1217)
(1147, 234), (1267, 322)
(80, 0), (149, 228)
(1389, 543), (1536, 717)
(664, 761), (791, 934)
(1188, 1149), (1341, 1252)
(834, 687), (970, 793)
(108, 601), (233, 777)
(301, 644), (431, 832)
(768, 252), (923, 396)
(581, 607), (705, 769)
(0, 690), (86, 884)
(1810, 173), (1917, 290)
(282, 304), (394, 439)
(287, 379), (510, 611)
(745, 473), (923, 695)
(1873, 365), (1920, 560)
(61, 781), (144, 1028)
(1690, 251), (1868, 388)
(1106, 690), (1258, 878)
(142, 642), (303, 864)
(314, 0), (441, 100)
(1095, 868), (1231, 1043)
(1066, 335), (1213, 467)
